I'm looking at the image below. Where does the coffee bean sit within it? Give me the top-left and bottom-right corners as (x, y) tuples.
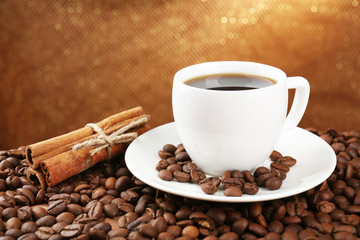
(166, 157), (176, 165)
(138, 223), (157, 238)
(265, 177), (282, 190)
(163, 144), (177, 154)
(224, 186), (243, 197)
(6, 217), (22, 230)
(21, 221), (37, 233)
(91, 187), (107, 200)
(189, 211), (215, 230)
(206, 208), (226, 226)
(173, 171), (190, 182)
(270, 162), (290, 173)
(158, 170), (173, 181)
(60, 224), (83, 238)
(103, 203), (119, 218)
(222, 178), (243, 190)
(219, 231), (240, 240)
(243, 182), (259, 195)
(92, 222), (111, 233)
(16, 188), (35, 205)
(182, 162), (197, 173)
(166, 164), (182, 173)
(248, 222), (268, 236)
(35, 189), (46, 204)
(157, 232), (174, 240)
(156, 160), (170, 171)
(17, 206), (33, 221)
(118, 202), (135, 214)
(317, 201), (336, 213)
(199, 179), (218, 195)
(182, 225), (199, 239)
(254, 167), (270, 178)
(47, 200), (67, 216)
(270, 168), (287, 180)
(333, 231), (357, 240)
(108, 228), (129, 238)
(174, 145), (185, 155)
(158, 150), (173, 159)
(341, 214), (360, 226)
(36, 215), (57, 227)
(267, 220), (284, 234)
(274, 156), (297, 167)
(0, 160), (13, 171)
(88, 201), (103, 219)
(56, 212), (75, 224)
(0, 195), (15, 208)
(48, 234), (63, 240)
(66, 204), (83, 216)
(243, 170), (255, 183)
(35, 226), (55, 239)
(5, 176), (21, 189)
(2, 207), (17, 220)
(255, 173), (274, 187)
(152, 216), (168, 233)
(18, 233), (38, 240)
(190, 169), (206, 184)
(5, 229), (23, 239)
(121, 189), (139, 202)
(115, 176), (132, 192)
(175, 152), (190, 162)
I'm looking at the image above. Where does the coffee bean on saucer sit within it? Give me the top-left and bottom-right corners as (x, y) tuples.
(265, 177), (283, 190)
(270, 162), (290, 173)
(190, 169), (206, 184)
(156, 160), (169, 171)
(174, 145), (185, 155)
(254, 167), (270, 178)
(158, 150), (173, 159)
(243, 170), (255, 183)
(158, 170), (173, 181)
(221, 171), (232, 183)
(270, 168), (287, 180)
(163, 144), (177, 154)
(199, 178), (219, 194)
(182, 162), (197, 173)
(275, 156), (297, 167)
(175, 152), (190, 162)
(243, 182), (259, 195)
(173, 170), (191, 182)
(256, 173), (275, 187)
(222, 177), (243, 190)
(167, 164), (182, 173)
(224, 186), (243, 197)
(270, 150), (283, 161)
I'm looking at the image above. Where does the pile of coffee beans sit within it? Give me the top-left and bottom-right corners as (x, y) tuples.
(156, 145), (297, 196)
(0, 127), (359, 240)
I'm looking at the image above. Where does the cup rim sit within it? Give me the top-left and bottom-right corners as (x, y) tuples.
(174, 61), (287, 92)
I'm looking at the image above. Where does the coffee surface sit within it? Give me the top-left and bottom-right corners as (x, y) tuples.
(185, 74), (276, 91)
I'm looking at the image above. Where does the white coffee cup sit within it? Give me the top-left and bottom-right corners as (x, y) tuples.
(172, 61), (310, 176)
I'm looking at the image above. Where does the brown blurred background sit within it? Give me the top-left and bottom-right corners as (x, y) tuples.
(0, 0), (359, 149)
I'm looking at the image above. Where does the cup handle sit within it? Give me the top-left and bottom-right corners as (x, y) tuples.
(284, 76), (310, 130)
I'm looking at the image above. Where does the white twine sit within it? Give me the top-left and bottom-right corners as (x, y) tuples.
(72, 116), (148, 158)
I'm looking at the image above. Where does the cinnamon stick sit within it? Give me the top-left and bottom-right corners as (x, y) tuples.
(29, 114), (150, 169)
(26, 168), (47, 189)
(40, 124), (151, 186)
(26, 106), (144, 169)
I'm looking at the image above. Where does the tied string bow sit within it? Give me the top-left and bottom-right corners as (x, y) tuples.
(72, 116), (148, 159)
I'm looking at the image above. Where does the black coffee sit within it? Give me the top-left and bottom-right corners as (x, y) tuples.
(185, 74), (276, 91)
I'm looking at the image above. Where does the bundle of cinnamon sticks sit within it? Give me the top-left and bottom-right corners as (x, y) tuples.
(25, 106), (150, 188)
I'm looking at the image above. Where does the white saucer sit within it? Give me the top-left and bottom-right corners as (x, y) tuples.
(125, 122), (336, 202)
